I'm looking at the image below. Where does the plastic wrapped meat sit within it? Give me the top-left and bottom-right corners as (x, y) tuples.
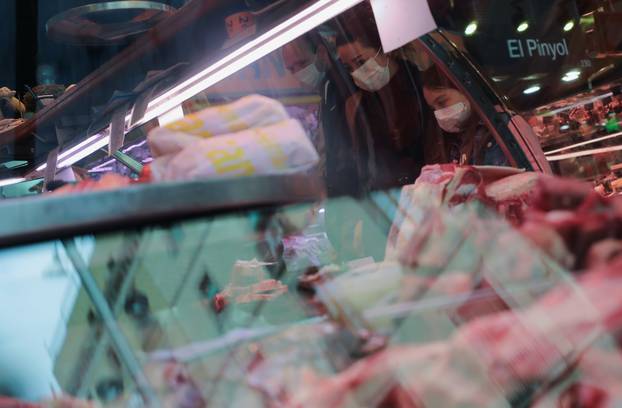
(149, 119), (319, 182)
(389, 164), (622, 271)
(209, 260), (288, 314)
(51, 173), (132, 195)
(279, 257), (622, 408)
(148, 95), (290, 156)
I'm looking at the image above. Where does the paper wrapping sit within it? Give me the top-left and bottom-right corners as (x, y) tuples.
(148, 94), (290, 156)
(150, 119), (319, 182)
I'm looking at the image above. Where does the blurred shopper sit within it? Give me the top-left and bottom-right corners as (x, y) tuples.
(335, 6), (433, 191)
(282, 35), (358, 196)
(422, 68), (508, 166)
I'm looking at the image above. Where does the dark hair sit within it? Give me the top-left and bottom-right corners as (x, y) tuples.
(334, 3), (382, 51)
(421, 67), (453, 90)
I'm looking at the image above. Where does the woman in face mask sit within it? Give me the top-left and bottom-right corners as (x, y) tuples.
(422, 68), (509, 166)
(333, 4), (431, 191)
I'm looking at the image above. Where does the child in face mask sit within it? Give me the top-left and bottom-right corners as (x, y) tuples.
(424, 86), (473, 134)
(423, 69), (509, 166)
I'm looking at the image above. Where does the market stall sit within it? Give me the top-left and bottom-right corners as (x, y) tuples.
(1, 0), (622, 407)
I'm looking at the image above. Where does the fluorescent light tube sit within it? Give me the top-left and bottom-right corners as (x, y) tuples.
(545, 131), (622, 156)
(0, 177), (26, 187)
(34, 0), (363, 175)
(57, 136), (110, 169)
(140, 0), (364, 125)
(158, 105), (185, 126)
(37, 131), (110, 172)
(546, 144), (622, 161)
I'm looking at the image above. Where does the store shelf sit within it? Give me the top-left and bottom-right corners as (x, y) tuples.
(0, 172), (323, 247)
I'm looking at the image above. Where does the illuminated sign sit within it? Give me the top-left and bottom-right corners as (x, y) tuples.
(507, 38), (570, 61)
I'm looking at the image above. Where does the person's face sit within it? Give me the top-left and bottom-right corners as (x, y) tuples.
(424, 87), (469, 111)
(337, 40), (388, 73)
(282, 42), (316, 75)
(225, 12), (255, 39)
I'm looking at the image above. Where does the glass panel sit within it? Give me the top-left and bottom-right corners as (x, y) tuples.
(1, 0), (518, 200)
(430, 0), (622, 188)
(7, 2), (622, 408)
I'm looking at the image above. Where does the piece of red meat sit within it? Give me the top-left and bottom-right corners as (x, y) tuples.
(283, 257), (622, 407)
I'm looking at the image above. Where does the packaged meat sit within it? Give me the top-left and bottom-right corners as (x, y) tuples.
(148, 95), (290, 156)
(51, 173), (132, 195)
(149, 119), (319, 182)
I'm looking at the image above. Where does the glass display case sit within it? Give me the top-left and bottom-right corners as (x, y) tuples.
(430, 0), (622, 192)
(1, 1), (622, 407)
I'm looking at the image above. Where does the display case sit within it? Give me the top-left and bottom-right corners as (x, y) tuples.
(2, 1), (622, 407)
(430, 0), (622, 192)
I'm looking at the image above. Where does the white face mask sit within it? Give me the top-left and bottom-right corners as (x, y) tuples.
(294, 60), (325, 89)
(434, 101), (472, 133)
(351, 50), (391, 92)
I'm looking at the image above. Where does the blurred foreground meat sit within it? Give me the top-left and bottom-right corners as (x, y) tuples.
(389, 164), (622, 271)
(288, 165), (622, 407)
(283, 257), (622, 407)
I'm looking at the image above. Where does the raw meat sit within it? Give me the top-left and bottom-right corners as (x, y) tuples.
(282, 256), (622, 407)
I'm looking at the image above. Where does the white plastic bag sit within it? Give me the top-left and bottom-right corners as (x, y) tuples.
(148, 94), (290, 156)
(150, 119), (319, 182)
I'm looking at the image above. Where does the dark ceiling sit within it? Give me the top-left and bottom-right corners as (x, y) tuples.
(0, 0), (187, 94)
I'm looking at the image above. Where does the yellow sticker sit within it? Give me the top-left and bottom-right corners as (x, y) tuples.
(165, 114), (213, 138)
(255, 128), (287, 169)
(216, 105), (248, 133)
(206, 145), (256, 176)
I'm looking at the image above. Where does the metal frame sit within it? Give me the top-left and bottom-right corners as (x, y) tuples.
(0, 173), (324, 248)
(420, 33), (537, 171)
(46, 1), (176, 46)
(63, 238), (159, 406)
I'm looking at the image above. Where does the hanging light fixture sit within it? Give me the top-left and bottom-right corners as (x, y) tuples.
(46, 1), (176, 46)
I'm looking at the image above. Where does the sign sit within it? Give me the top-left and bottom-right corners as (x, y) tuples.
(507, 38), (570, 61)
(370, 0), (437, 53)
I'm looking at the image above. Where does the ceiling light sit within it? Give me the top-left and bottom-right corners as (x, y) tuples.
(0, 177), (26, 188)
(517, 21), (529, 32)
(563, 20), (575, 32)
(523, 85), (541, 94)
(562, 70), (581, 82)
(464, 21), (478, 36)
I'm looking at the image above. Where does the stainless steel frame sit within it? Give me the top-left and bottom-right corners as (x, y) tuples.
(0, 173), (324, 247)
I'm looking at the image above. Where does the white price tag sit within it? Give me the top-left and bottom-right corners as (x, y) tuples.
(370, 0), (438, 53)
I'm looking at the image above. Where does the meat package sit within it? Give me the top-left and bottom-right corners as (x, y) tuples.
(245, 165), (622, 408)
(50, 95), (319, 194)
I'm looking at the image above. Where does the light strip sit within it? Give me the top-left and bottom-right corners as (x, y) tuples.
(538, 92), (613, 117)
(57, 136), (110, 169)
(546, 144), (622, 161)
(158, 105), (185, 126)
(138, 0), (363, 125)
(544, 131), (622, 155)
(33, 0), (362, 175)
(36, 133), (107, 171)
(0, 177), (26, 187)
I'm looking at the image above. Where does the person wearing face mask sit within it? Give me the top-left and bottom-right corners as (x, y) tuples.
(422, 68), (508, 166)
(282, 35), (358, 196)
(333, 5), (436, 192)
